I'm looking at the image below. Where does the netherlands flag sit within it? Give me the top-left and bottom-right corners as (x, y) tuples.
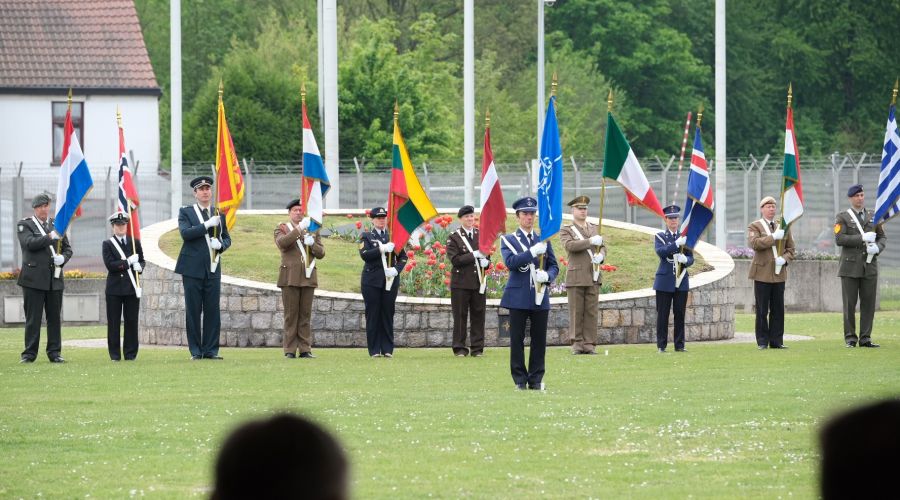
(680, 128), (714, 249)
(54, 102), (93, 235)
(301, 100), (330, 232)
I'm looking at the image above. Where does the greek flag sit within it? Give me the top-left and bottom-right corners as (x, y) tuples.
(680, 128), (714, 249)
(537, 96), (563, 240)
(873, 104), (900, 225)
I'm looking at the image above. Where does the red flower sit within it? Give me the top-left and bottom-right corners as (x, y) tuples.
(444, 279), (450, 285)
(355, 221), (363, 229)
(424, 248), (434, 256)
(496, 262), (507, 271)
(404, 264), (413, 272)
(365, 209), (371, 215)
(407, 250), (415, 259)
(425, 271), (433, 277)
(413, 244), (421, 251)
(424, 223), (433, 232)
(438, 263), (446, 270)
(445, 271), (451, 277)
(439, 248), (446, 256)
(346, 214), (353, 219)
(427, 258), (437, 266)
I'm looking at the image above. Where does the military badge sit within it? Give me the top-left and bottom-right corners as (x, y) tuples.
(17, 224), (24, 233)
(833, 223), (841, 234)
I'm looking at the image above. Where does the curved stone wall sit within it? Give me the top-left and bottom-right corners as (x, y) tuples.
(139, 210), (734, 347)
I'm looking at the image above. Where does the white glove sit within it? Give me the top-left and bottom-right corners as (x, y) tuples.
(52, 255), (65, 266)
(48, 230), (60, 240)
(378, 241), (395, 253)
(298, 217), (311, 230)
(675, 253), (689, 264)
(203, 215), (221, 228)
(126, 254), (140, 265)
(384, 267), (399, 278)
(529, 242), (547, 257)
(775, 256), (786, 266)
(472, 250), (484, 259)
(589, 235), (603, 246)
(675, 236), (687, 248)
(209, 238), (223, 250)
(131, 262), (143, 273)
(303, 234), (315, 247)
(533, 269), (549, 283)
(591, 254), (604, 264)
(479, 257), (489, 268)
(866, 243), (879, 255)
(772, 229), (785, 240)
(862, 231), (877, 243)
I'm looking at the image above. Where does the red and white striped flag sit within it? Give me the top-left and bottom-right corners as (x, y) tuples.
(117, 111), (141, 238)
(478, 121), (506, 253)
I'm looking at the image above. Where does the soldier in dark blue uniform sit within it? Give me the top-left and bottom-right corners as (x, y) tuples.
(358, 207), (407, 357)
(102, 212), (144, 361)
(653, 205), (694, 353)
(499, 196), (559, 390)
(174, 176), (231, 360)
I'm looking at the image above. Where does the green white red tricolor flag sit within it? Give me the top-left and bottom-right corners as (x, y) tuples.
(781, 106), (804, 226)
(602, 112), (664, 217)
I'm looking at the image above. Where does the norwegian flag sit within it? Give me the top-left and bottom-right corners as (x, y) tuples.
(117, 117), (140, 238)
(679, 128), (714, 249)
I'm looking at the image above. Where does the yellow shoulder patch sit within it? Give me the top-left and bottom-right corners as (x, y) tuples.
(833, 223), (841, 234)
(359, 242), (365, 250)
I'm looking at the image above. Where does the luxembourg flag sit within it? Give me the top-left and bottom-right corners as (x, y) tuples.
(54, 102), (94, 235)
(301, 100), (330, 232)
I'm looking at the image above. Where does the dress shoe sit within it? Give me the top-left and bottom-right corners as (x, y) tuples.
(675, 348), (688, 352)
(124, 358), (136, 361)
(284, 352), (296, 359)
(584, 350), (598, 355)
(528, 382), (546, 391)
(48, 356), (66, 363)
(371, 353), (382, 358)
(455, 353), (466, 357)
(657, 348), (667, 353)
(770, 345), (788, 349)
(383, 353), (393, 358)
(299, 352), (316, 359)
(111, 358), (121, 362)
(845, 341), (856, 348)
(190, 355), (202, 360)
(859, 342), (880, 348)
(757, 345), (768, 350)
(205, 355), (224, 360)
(515, 384), (527, 391)
(19, 357), (35, 364)
(472, 352), (484, 358)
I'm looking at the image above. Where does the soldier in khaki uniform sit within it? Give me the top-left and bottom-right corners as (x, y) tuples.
(747, 196), (795, 349)
(275, 199), (325, 358)
(834, 184), (885, 348)
(559, 195), (606, 355)
(446, 205), (491, 357)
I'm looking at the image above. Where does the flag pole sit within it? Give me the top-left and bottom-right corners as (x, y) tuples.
(388, 100), (400, 269)
(538, 73), (559, 284)
(213, 80), (223, 264)
(676, 107), (702, 281)
(877, 78), (899, 233)
(476, 108), (490, 290)
(777, 83), (792, 257)
(118, 107), (140, 288)
(58, 88), (74, 257)
(671, 110), (694, 206)
(300, 83), (310, 265)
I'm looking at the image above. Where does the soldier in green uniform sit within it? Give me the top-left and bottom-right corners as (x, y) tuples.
(834, 184), (885, 348)
(16, 193), (73, 363)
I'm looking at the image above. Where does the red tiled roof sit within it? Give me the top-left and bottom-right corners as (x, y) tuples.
(0, 0), (160, 92)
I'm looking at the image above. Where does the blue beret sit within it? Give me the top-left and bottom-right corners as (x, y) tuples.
(847, 184), (863, 197)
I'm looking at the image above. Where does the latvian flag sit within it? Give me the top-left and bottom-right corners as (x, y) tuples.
(478, 118), (506, 253)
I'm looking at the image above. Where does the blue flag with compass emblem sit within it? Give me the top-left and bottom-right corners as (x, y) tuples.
(537, 96), (563, 240)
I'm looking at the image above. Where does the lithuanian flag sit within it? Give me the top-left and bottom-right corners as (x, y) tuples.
(388, 112), (437, 253)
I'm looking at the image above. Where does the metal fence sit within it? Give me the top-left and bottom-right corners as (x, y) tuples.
(2, 153), (897, 281)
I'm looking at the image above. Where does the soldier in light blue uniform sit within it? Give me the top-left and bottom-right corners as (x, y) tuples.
(500, 196), (559, 390)
(653, 205), (693, 353)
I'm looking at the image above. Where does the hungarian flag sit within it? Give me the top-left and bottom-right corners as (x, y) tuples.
(216, 90), (245, 231)
(478, 120), (506, 253)
(117, 112), (141, 239)
(680, 128), (714, 249)
(781, 106), (804, 226)
(602, 113), (664, 217)
(55, 101), (94, 235)
(301, 99), (330, 232)
(388, 116), (438, 253)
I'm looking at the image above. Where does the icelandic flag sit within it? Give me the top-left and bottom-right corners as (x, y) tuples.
(679, 128), (714, 249)
(873, 103), (900, 225)
(301, 100), (330, 232)
(537, 96), (563, 240)
(54, 104), (94, 235)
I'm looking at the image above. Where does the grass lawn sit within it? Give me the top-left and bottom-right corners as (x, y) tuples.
(158, 214), (708, 295)
(1, 313), (898, 498)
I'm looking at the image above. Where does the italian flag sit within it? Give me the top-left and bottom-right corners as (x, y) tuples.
(781, 106), (804, 226)
(388, 118), (438, 253)
(602, 113), (664, 217)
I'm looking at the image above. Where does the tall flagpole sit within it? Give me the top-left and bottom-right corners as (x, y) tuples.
(213, 80), (223, 247)
(777, 83), (791, 257)
(714, 0), (727, 248)
(170, 0), (182, 217)
(463, 0), (475, 206)
(388, 101), (399, 269)
(599, 90), (612, 234)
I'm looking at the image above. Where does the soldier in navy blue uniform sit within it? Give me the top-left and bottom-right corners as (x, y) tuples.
(102, 212), (145, 361)
(500, 196), (559, 390)
(358, 207), (407, 357)
(174, 176), (232, 360)
(653, 205), (694, 353)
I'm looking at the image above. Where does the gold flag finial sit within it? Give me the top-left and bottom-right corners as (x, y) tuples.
(301, 82), (306, 105)
(116, 105), (122, 127)
(787, 82), (793, 109)
(892, 78), (898, 106)
(218, 79), (224, 101)
(393, 100), (399, 125)
(67, 87), (73, 107)
(607, 89), (613, 113)
(696, 104), (704, 129)
(550, 72), (558, 98)
(485, 107), (491, 127)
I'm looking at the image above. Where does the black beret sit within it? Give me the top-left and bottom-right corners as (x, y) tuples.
(457, 205), (475, 218)
(286, 198), (302, 210)
(31, 193), (51, 208)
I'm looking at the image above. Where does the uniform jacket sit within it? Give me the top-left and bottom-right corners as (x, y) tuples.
(16, 217), (72, 291)
(559, 222), (607, 286)
(499, 228), (559, 310)
(747, 219), (795, 283)
(446, 227), (490, 290)
(834, 208), (886, 279)
(274, 224), (325, 287)
(653, 230), (694, 292)
(358, 229), (407, 289)
(102, 237), (145, 296)
(174, 205), (232, 279)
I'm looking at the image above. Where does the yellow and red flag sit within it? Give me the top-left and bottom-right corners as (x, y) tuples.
(215, 85), (244, 231)
(388, 108), (437, 252)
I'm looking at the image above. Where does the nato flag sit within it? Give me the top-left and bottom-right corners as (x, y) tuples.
(537, 96), (564, 240)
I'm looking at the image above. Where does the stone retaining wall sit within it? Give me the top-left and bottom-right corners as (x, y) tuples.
(140, 210), (735, 347)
